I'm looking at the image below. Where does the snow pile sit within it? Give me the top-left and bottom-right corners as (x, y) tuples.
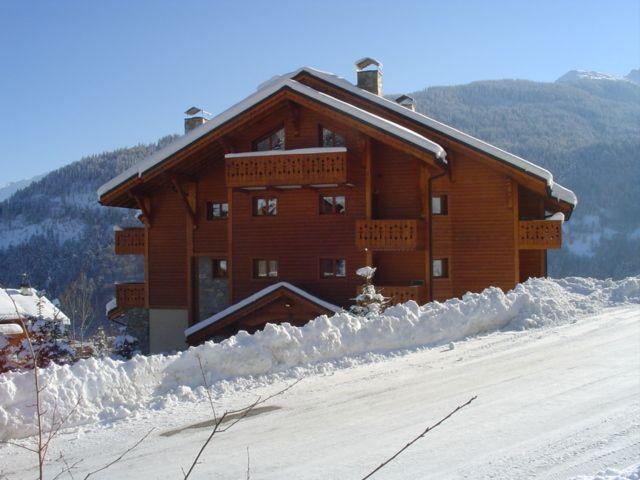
(569, 463), (640, 480)
(1, 276), (638, 440)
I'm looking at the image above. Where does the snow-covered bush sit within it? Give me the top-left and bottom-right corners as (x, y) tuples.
(113, 329), (139, 360)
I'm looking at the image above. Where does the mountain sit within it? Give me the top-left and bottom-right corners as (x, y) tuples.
(0, 136), (179, 328)
(626, 68), (640, 84)
(0, 68), (637, 328)
(0, 174), (45, 202)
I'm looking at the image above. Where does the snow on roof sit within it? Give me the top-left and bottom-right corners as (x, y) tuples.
(0, 288), (70, 325)
(185, 282), (342, 337)
(225, 147), (346, 159)
(98, 65), (576, 207)
(0, 323), (24, 335)
(98, 77), (446, 199)
(285, 67), (577, 206)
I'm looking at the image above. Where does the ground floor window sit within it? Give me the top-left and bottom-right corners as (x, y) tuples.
(254, 259), (278, 278)
(212, 259), (228, 278)
(433, 258), (449, 278)
(320, 258), (346, 278)
(431, 195), (448, 215)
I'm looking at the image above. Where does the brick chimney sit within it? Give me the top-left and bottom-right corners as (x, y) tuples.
(184, 106), (209, 134)
(395, 94), (416, 112)
(355, 57), (383, 96)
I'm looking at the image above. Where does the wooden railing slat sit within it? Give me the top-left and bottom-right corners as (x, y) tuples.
(355, 219), (423, 250)
(518, 220), (562, 249)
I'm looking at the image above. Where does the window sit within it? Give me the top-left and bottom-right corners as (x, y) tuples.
(432, 258), (449, 278)
(253, 259), (278, 278)
(206, 202), (228, 219)
(253, 197), (278, 216)
(319, 126), (345, 147)
(212, 259), (228, 278)
(253, 126), (285, 151)
(319, 195), (346, 214)
(432, 195), (448, 215)
(320, 258), (346, 278)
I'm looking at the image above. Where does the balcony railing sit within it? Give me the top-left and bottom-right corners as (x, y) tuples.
(518, 220), (562, 249)
(116, 282), (146, 310)
(115, 228), (145, 255)
(225, 148), (347, 187)
(355, 219), (424, 251)
(380, 285), (426, 305)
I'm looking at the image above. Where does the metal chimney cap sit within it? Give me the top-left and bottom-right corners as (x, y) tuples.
(184, 106), (211, 117)
(355, 57), (383, 71)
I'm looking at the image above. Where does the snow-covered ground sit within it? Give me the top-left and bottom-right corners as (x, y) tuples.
(1, 277), (639, 479)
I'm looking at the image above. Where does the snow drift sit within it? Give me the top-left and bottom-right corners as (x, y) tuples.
(1, 276), (638, 440)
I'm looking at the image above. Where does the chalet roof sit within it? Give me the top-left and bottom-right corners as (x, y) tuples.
(0, 288), (70, 324)
(97, 78), (446, 199)
(279, 67), (577, 207)
(98, 65), (576, 208)
(184, 282), (342, 338)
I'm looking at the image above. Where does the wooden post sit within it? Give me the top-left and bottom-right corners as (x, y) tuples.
(364, 137), (373, 267)
(511, 178), (520, 286)
(227, 187), (234, 304)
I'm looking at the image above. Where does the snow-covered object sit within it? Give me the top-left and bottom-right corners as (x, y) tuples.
(186, 282), (342, 337)
(356, 266), (376, 280)
(569, 463), (640, 480)
(225, 147), (346, 159)
(0, 323), (23, 335)
(105, 298), (117, 315)
(547, 212), (565, 223)
(97, 77), (446, 198)
(0, 276), (638, 441)
(0, 288), (70, 325)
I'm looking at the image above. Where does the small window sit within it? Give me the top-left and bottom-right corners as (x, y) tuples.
(253, 197), (278, 216)
(206, 202), (229, 219)
(319, 195), (346, 214)
(319, 126), (345, 147)
(253, 126), (285, 151)
(212, 259), (228, 278)
(320, 258), (346, 278)
(253, 259), (278, 278)
(433, 258), (449, 278)
(432, 195), (448, 215)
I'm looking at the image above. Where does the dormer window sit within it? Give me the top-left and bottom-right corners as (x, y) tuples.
(319, 126), (345, 147)
(253, 126), (285, 151)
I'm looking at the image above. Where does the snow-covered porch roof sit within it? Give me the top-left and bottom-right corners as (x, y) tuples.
(185, 282), (341, 341)
(0, 288), (70, 325)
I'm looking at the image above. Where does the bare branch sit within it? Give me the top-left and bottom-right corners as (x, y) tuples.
(360, 395), (477, 480)
(82, 428), (154, 480)
(196, 355), (217, 423)
(246, 446), (251, 480)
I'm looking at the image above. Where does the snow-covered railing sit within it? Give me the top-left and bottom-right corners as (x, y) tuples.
(377, 285), (426, 305)
(518, 220), (562, 249)
(114, 227), (145, 255)
(225, 148), (347, 187)
(355, 219), (424, 251)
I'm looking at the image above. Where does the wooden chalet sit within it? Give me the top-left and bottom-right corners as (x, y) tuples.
(99, 59), (576, 353)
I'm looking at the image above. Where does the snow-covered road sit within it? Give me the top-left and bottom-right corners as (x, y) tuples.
(2, 305), (639, 479)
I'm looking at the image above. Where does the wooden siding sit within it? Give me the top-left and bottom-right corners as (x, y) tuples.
(147, 187), (188, 308)
(194, 160), (228, 254)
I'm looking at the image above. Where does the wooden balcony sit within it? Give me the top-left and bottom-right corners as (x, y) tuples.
(108, 283), (146, 319)
(115, 228), (145, 255)
(225, 148), (347, 188)
(518, 220), (562, 249)
(355, 219), (424, 251)
(380, 285), (426, 305)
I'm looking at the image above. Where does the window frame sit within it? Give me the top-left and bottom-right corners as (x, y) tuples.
(252, 125), (285, 152)
(319, 258), (347, 279)
(252, 196), (278, 217)
(319, 194), (346, 215)
(432, 258), (449, 279)
(318, 125), (346, 148)
(206, 201), (229, 220)
(431, 194), (448, 216)
(253, 258), (279, 279)
(211, 259), (228, 278)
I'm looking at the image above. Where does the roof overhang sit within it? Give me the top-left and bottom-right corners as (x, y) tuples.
(98, 78), (447, 207)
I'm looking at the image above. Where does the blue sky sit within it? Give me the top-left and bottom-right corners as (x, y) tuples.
(0, 0), (638, 184)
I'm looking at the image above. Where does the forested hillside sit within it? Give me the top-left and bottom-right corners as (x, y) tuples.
(0, 70), (637, 329)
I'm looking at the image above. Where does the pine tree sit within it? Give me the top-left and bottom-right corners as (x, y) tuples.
(351, 267), (388, 316)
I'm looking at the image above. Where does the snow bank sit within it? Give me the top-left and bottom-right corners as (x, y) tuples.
(1, 276), (638, 440)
